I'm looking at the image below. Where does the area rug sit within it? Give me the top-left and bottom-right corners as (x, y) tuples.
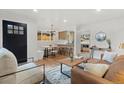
(45, 65), (71, 84)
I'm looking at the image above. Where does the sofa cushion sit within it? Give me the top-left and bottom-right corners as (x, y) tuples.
(83, 63), (109, 77)
(102, 51), (117, 63)
(104, 61), (124, 83)
(92, 50), (104, 60)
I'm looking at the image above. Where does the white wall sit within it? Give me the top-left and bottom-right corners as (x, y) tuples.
(76, 16), (124, 55)
(2, 10), (124, 58)
(0, 13), (38, 61)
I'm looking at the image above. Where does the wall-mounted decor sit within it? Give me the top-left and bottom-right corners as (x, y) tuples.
(95, 32), (106, 42)
(58, 31), (74, 44)
(80, 33), (90, 52)
(41, 33), (51, 41)
(119, 43), (124, 49)
(37, 24), (56, 41)
(80, 34), (90, 42)
(37, 32), (51, 41)
(37, 32), (41, 40)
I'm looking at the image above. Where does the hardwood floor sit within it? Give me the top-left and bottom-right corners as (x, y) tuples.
(18, 54), (67, 68)
(39, 55), (67, 67)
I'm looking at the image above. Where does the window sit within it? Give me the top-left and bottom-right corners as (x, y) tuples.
(19, 31), (24, 35)
(7, 24), (13, 29)
(7, 25), (25, 35)
(19, 26), (24, 30)
(19, 26), (24, 35)
(8, 30), (13, 34)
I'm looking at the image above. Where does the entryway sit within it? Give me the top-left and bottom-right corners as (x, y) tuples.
(3, 20), (27, 63)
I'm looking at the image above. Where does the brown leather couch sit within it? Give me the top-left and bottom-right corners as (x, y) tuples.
(71, 55), (124, 84)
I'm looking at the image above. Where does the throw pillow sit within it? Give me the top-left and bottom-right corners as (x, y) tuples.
(102, 51), (117, 63)
(92, 50), (104, 60)
(83, 63), (109, 77)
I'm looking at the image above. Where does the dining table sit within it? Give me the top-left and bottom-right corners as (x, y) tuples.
(42, 45), (58, 58)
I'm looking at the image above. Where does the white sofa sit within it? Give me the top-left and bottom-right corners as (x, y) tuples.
(0, 48), (43, 84)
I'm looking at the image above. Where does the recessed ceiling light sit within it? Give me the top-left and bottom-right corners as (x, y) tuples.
(33, 9), (38, 13)
(64, 19), (67, 23)
(96, 9), (102, 12)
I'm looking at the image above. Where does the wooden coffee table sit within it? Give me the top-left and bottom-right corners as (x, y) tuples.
(58, 58), (87, 78)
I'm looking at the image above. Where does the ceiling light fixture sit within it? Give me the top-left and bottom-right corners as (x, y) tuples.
(33, 9), (38, 13)
(64, 19), (67, 23)
(96, 9), (102, 12)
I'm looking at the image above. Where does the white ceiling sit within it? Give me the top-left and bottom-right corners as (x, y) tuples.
(1, 9), (124, 26)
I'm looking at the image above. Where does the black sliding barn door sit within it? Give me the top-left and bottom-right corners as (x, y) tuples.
(3, 20), (27, 63)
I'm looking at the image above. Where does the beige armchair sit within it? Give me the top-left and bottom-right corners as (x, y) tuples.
(0, 48), (43, 84)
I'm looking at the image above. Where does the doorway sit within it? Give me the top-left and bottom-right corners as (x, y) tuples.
(3, 20), (27, 63)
